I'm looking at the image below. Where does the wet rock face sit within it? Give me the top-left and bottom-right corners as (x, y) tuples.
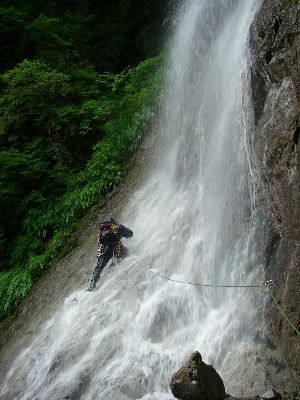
(249, 0), (300, 381)
(250, 0), (300, 240)
(170, 351), (226, 400)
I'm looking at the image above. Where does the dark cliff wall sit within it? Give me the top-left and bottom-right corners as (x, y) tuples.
(250, 0), (300, 379)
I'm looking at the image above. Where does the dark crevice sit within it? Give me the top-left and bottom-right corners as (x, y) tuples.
(292, 126), (299, 152)
(272, 16), (283, 38)
(265, 229), (281, 270)
(251, 67), (268, 123)
(265, 48), (273, 64)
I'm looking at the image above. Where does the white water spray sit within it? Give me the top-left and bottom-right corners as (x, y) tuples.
(1, 1), (268, 399)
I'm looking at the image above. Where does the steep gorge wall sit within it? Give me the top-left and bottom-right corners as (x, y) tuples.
(250, 0), (300, 378)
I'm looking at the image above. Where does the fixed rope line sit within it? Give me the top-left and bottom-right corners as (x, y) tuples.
(275, 260), (300, 283)
(150, 270), (300, 337)
(268, 291), (300, 336)
(149, 269), (264, 288)
(129, 256), (300, 337)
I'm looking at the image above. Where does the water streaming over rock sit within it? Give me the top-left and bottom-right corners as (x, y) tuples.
(0, 1), (269, 399)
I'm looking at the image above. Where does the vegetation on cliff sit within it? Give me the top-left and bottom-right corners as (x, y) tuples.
(0, 0), (165, 319)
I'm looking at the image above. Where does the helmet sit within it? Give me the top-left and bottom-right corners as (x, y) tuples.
(99, 216), (116, 229)
(105, 216), (116, 224)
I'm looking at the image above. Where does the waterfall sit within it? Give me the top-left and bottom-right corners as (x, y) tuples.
(0, 1), (267, 399)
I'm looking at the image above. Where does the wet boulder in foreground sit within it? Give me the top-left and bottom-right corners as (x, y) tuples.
(170, 351), (226, 400)
(260, 388), (282, 399)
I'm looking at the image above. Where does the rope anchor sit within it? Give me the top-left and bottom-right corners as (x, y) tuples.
(264, 279), (279, 287)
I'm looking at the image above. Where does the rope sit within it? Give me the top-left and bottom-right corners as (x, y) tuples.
(129, 256), (300, 336)
(268, 291), (300, 336)
(275, 260), (300, 282)
(149, 269), (264, 288)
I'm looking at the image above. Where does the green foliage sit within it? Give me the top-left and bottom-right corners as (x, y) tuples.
(0, 54), (162, 320)
(0, 0), (165, 321)
(0, 6), (27, 70)
(0, 0), (166, 73)
(27, 15), (71, 49)
(25, 15), (72, 68)
(0, 268), (33, 318)
(0, 59), (70, 136)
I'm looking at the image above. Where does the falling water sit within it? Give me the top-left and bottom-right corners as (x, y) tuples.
(0, 1), (268, 399)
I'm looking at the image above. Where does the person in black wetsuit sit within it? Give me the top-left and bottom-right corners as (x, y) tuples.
(87, 217), (133, 291)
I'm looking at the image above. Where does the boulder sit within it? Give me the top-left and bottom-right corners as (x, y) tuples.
(170, 351), (226, 400)
(260, 389), (282, 399)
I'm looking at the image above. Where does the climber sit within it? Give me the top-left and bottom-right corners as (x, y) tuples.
(87, 217), (133, 291)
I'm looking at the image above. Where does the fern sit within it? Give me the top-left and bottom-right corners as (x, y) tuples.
(0, 268), (32, 318)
